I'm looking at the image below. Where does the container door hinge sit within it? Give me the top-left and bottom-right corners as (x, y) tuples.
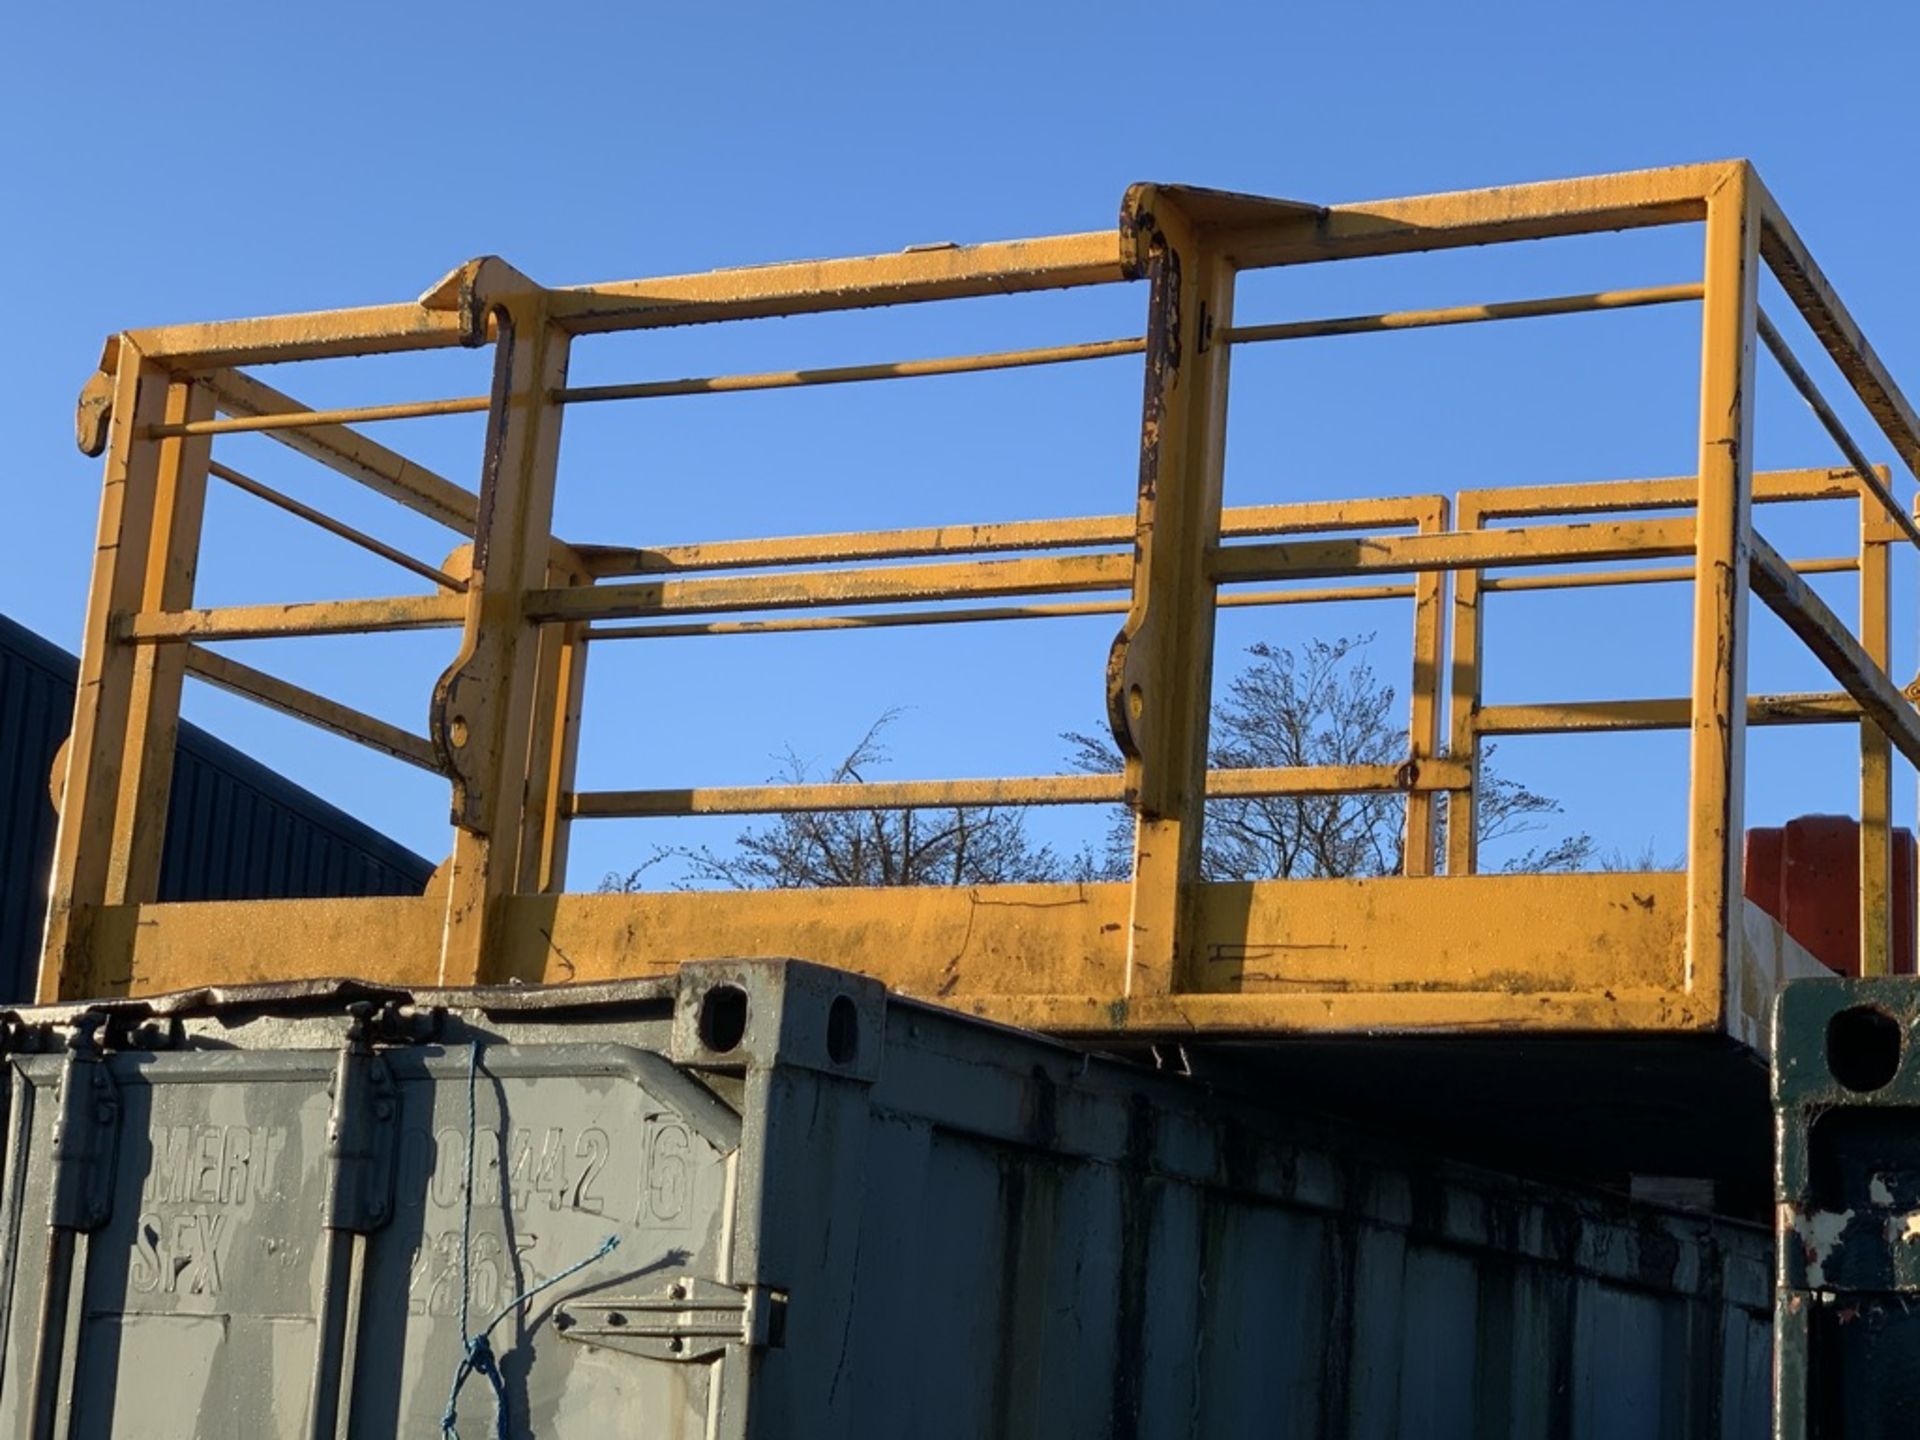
(48, 1014), (119, 1232)
(321, 1002), (400, 1233)
(552, 1276), (787, 1362)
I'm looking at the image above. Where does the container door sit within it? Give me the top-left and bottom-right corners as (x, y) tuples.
(0, 1038), (742, 1439)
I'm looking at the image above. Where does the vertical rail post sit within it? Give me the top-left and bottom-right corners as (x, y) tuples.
(40, 342), (174, 1000)
(1685, 164), (1759, 1004)
(1107, 192), (1234, 998)
(1444, 495), (1486, 876)
(518, 560), (592, 893)
(1404, 496), (1450, 875)
(433, 262), (571, 983)
(110, 375), (215, 904)
(1858, 491), (1893, 975)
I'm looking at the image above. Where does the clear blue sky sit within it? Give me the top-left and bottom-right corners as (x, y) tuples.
(4, 2), (1916, 882)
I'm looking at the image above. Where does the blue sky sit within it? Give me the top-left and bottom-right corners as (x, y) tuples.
(4, 1), (1917, 883)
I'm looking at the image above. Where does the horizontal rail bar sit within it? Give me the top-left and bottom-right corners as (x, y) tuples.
(115, 169), (1729, 366)
(578, 514), (1130, 577)
(1475, 692), (1863, 735)
(1224, 161), (1729, 270)
(1749, 535), (1920, 768)
(210, 462), (466, 591)
(1222, 283), (1700, 348)
(1757, 309), (1920, 549)
(1213, 518), (1695, 585)
(581, 471), (1833, 584)
(530, 552), (1131, 624)
(1757, 183), (1920, 492)
(1459, 466), (1867, 521)
(122, 170), (1727, 362)
(555, 336), (1144, 406)
(184, 647), (441, 771)
(1481, 553), (1854, 594)
(550, 230), (1128, 334)
(568, 760), (1471, 817)
(582, 583), (1418, 640)
(201, 369), (481, 534)
(578, 495), (1435, 577)
(1207, 761), (1472, 797)
(571, 774), (1123, 816)
(124, 594), (465, 644)
(150, 394), (491, 439)
(126, 302), (469, 367)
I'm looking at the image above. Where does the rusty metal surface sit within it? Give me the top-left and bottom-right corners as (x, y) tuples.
(1773, 978), (1920, 1437)
(34, 161), (1920, 1059)
(0, 963), (1772, 1437)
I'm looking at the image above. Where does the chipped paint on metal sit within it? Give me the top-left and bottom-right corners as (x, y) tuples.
(1785, 1205), (1853, 1288)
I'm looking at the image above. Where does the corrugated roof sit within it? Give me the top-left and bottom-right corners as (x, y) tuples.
(0, 614), (435, 999)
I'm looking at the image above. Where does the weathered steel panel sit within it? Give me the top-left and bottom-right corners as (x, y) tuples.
(1773, 976), (1920, 1438)
(0, 614), (434, 998)
(0, 961), (1768, 1437)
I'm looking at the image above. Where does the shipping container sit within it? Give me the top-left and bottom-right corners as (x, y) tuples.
(1773, 976), (1920, 1438)
(0, 959), (1770, 1438)
(0, 614), (434, 1000)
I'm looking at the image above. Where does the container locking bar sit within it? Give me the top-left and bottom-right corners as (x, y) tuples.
(553, 1276), (786, 1362)
(306, 1002), (403, 1440)
(28, 1014), (122, 1440)
(321, 1002), (401, 1234)
(47, 1014), (120, 1233)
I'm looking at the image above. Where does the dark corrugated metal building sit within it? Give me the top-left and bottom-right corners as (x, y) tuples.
(0, 614), (434, 1001)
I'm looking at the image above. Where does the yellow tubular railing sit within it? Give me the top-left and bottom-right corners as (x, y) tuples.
(38, 160), (1920, 1013)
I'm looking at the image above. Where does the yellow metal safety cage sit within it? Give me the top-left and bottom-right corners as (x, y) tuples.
(39, 161), (1920, 1054)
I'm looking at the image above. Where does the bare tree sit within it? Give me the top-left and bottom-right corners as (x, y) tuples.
(601, 712), (1066, 892)
(1065, 635), (1595, 880)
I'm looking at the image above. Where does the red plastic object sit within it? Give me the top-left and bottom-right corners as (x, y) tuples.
(1743, 815), (1916, 976)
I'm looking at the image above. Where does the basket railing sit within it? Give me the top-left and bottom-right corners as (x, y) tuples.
(40, 160), (1920, 1015)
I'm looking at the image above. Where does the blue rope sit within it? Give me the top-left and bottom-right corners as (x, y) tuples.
(441, 1043), (619, 1440)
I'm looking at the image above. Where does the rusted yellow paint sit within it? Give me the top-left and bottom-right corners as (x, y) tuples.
(517, 556), (592, 894)
(208, 461), (465, 592)
(1188, 872), (1688, 996)
(1685, 164), (1759, 1005)
(529, 552), (1132, 623)
(1220, 281), (1701, 346)
(41, 343), (172, 998)
(1757, 313), (1920, 547)
(39, 161), (1918, 1057)
(111, 375), (213, 906)
(569, 762), (1468, 822)
(200, 368), (480, 533)
(576, 495), (1428, 579)
(87, 897), (447, 997)
(548, 230), (1128, 332)
(1404, 496), (1449, 876)
(435, 272), (572, 984)
(1213, 517), (1698, 584)
(1755, 176), (1920, 489)
(1444, 493), (1486, 877)
(1859, 498), (1894, 976)
(1107, 189), (1236, 1000)
(124, 594), (465, 643)
(149, 393), (492, 439)
(88, 876), (1826, 1053)
(553, 334), (1147, 405)
(182, 646), (440, 772)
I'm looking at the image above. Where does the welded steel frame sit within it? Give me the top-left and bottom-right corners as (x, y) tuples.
(38, 161), (1920, 1050)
